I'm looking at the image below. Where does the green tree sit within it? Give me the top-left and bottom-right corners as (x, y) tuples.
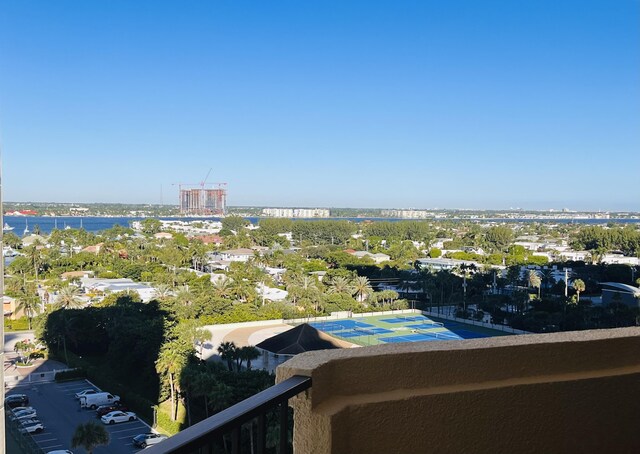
(528, 270), (542, 300)
(55, 285), (85, 309)
(222, 216), (247, 232)
(327, 276), (354, 296)
(140, 218), (162, 235)
(217, 341), (237, 371)
(572, 279), (586, 303)
(238, 346), (261, 370)
(156, 343), (189, 421)
(353, 276), (373, 302)
(71, 422), (110, 454)
(16, 292), (41, 330)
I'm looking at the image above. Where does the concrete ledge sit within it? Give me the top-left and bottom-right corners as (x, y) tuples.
(277, 327), (640, 454)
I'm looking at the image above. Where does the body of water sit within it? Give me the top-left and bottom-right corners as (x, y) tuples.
(2, 215), (639, 235)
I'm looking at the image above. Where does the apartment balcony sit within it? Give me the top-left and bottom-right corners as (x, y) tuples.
(147, 327), (640, 454)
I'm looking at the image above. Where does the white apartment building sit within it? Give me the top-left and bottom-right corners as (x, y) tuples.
(262, 208), (330, 218)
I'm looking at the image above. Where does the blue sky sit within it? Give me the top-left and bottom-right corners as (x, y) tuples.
(0, 1), (638, 211)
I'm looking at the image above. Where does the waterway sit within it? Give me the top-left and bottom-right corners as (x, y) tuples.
(2, 215), (639, 235)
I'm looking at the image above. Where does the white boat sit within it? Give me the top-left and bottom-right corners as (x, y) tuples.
(3, 222), (13, 232)
(23, 219), (29, 236)
(2, 246), (17, 257)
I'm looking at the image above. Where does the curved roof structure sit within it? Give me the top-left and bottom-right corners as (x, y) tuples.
(600, 282), (640, 294)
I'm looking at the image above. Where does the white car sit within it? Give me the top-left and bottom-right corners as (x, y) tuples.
(132, 433), (169, 448)
(101, 411), (137, 425)
(10, 408), (37, 421)
(19, 418), (44, 434)
(75, 389), (98, 399)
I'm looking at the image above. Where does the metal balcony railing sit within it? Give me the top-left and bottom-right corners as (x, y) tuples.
(144, 375), (312, 454)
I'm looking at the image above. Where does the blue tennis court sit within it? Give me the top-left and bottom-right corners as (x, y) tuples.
(307, 313), (508, 346)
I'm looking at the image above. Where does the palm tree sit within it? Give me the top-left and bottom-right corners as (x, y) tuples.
(16, 292), (41, 330)
(572, 279), (586, 303)
(212, 278), (233, 298)
(239, 346), (261, 370)
(55, 285), (84, 309)
(217, 341), (237, 371)
(156, 344), (188, 421)
(327, 276), (354, 295)
(352, 276), (373, 302)
(154, 283), (173, 301)
(195, 328), (212, 358)
(71, 422), (110, 454)
(528, 270), (542, 299)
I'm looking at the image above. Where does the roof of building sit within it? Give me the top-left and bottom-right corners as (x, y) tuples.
(221, 248), (255, 255)
(600, 282), (640, 295)
(256, 323), (348, 355)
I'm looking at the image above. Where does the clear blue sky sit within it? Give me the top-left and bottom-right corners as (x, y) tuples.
(1, 1), (638, 211)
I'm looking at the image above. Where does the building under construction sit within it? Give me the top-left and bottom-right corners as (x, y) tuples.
(179, 184), (227, 216)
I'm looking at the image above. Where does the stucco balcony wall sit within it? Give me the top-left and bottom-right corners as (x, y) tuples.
(276, 327), (640, 454)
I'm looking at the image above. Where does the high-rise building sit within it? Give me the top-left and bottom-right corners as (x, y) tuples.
(179, 186), (227, 216)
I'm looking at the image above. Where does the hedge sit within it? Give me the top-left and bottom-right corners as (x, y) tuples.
(55, 368), (87, 382)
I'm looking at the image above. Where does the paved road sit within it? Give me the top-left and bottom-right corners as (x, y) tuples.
(6, 379), (152, 454)
(4, 331), (35, 353)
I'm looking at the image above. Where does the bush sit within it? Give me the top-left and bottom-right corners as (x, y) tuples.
(156, 406), (184, 435)
(55, 368), (87, 382)
(4, 317), (30, 331)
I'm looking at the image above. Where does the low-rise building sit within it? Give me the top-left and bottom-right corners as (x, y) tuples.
(80, 277), (157, 302)
(600, 254), (640, 266)
(415, 257), (481, 271)
(219, 248), (256, 262)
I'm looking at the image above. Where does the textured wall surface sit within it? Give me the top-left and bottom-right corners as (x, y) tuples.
(277, 327), (640, 454)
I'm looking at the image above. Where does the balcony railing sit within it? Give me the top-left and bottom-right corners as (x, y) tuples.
(144, 375), (312, 454)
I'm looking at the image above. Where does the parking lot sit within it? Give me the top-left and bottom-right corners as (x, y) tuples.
(7, 379), (153, 454)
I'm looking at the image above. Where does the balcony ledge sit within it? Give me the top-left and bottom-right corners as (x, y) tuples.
(277, 327), (640, 454)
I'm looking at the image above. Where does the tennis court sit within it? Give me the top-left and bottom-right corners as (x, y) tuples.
(310, 313), (508, 346)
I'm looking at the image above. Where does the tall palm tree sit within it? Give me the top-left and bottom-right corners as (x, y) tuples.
(16, 292), (41, 330)
(353, 276), (373, 302)
(55, 285), (84, 309)
(195, 328), (212, 358)
(212, 278), (233, 298)
(572, 279), (586, 303)
(528, 270), (542, 299)
(217, 341), (237, 371)
(156, 344), (187, 421)
(71, 421), (110, 454)
(327, 276), (354, 295)
(239, 346), (261, 370)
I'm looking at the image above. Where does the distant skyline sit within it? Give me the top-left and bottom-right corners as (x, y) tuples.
(1, 1), (639, 211)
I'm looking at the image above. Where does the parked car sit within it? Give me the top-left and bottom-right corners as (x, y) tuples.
(132, 433), (169, 448)
(96, 402), (128, 418)
(10, 408), (37, 421)
(74, 389), (98, 399)
(5, 394), (29, 408)
(11, 406), (35, 413)
(96, 401), (129, 418)
(81, 392), (120, 410)
(19, 418), (44, 434)
(101, 411), (137, 425)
